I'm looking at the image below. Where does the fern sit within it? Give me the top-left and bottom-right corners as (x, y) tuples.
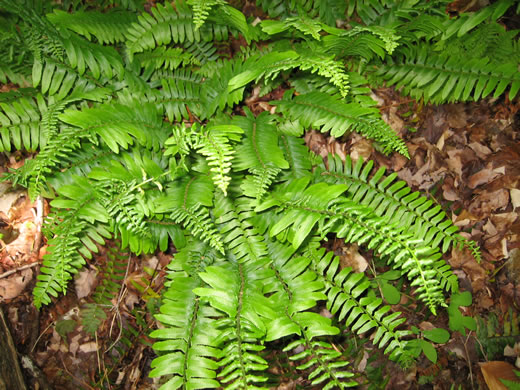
(315, 154), (480, 260)
(374, 45), (520, 103)
(274, 90), (409, 157)
(0, 0), (495, 388)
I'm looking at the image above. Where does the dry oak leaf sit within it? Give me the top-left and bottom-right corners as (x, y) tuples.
(449, 248), (486, 293)
(0, 268), (33, 300)
(480, 361), (519, 390)
(468, 165), (502, 189)
(469, 189), (509, 218)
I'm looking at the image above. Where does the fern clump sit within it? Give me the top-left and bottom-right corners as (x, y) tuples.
(0, 0), (506, 387)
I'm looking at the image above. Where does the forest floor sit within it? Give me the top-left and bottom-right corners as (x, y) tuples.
(0, 85), (519, 389)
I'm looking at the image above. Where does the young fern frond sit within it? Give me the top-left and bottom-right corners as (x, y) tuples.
(188, 0), (227, 29)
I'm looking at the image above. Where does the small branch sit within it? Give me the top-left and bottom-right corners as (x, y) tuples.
(0, 262), (39, 280)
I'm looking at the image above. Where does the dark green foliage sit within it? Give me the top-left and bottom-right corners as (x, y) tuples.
(0, 0), (502, 387)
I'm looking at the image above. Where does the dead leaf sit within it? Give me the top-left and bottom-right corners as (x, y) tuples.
(74, 269), (98, 299)
(511, 189), (520, 210)
(480, 361), (519, 390)
(446, 104), (467, 129)
(483, 219), (498, 236)
(79, 341), (98, 353)
(446, 149), (463, 177)
(468, 167), (501, 189)
(350, 137), (373, 161)
(339, 244), (368, 272)
(468, 142), (492, 159)
(469, 189), (510, 218)
(0, 268), (33, 300)
(449, 248), (486, 292)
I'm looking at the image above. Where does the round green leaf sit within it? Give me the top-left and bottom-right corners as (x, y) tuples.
(423, 328), (450, 344)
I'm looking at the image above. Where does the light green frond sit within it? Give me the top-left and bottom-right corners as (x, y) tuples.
(188, 0), (227, 29)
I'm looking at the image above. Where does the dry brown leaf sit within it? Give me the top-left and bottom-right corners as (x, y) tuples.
(469, 189), (510, 218)
(0, 268), (33, 300)
(468, 142), (492, 159)
(446, 104), (467, 128)
(339, 244), (368, 272)
(480, 361), (519, 390)
(350, 137), (373, 161)
(511, 189), (520, 210)
(483, 219), (498, 236)
(468, 167), (501, 189)
(79, 341), (98, 353)
(449, 248), (486, 292)
(74, 269), (98, 299)
(491, 213), (518, 233)
(484, 236), (508, 261)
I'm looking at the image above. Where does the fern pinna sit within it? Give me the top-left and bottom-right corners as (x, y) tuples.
(0, 0), (505, 387)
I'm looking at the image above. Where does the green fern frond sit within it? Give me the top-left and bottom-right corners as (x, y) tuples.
(259, 178), (452, 314)
(59, 101), (167, 152)
(0, 89), (43, 152)
(241, 167), (281, 201)
(232, 109), (289, 171)
(125, 1), (228, 60)
(213, 193), (269, 263)
(33, 176), (110, 308)
(199, 59), (246, 117)
(278, 134), (314, 180)
(316, 154), (480, 260)
(194, 258), (274, 389)
(284, 339), (357, 389)
(441, 0), (515, 40)
(229, 48), (350, 98)
(182, 41), (219, 64)
(47, 9), (137, 44)
(171, 203), (224, 254)
(261, 15), (323, 40)
(134, 47), (198, 72)
(255, 0), (346, 26)
(188, 0), (226, 29)
(150, 245), (222, 390)
(306, 246), (412, 362)
(263, 240), (356, 388)
(80, 303), (108, 335)
(375, 45), (520, 103)
(273, 91), (409, 157)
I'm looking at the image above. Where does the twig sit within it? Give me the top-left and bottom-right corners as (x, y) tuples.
(30, 195), (44, 256)
(463, 331), (475, 390)
(105, 253), (132, 353)
(0, 262), (39, 279)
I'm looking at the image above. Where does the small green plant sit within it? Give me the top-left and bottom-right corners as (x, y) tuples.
(0, 0), (515, 388)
